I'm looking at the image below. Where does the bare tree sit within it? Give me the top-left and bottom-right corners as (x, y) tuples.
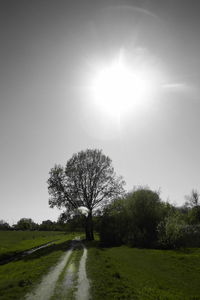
(185, 189), (200, 207)
(47, 149), (125, 240)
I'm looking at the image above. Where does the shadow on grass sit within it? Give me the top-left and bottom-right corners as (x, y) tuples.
(0, 238), (102, 265)
(23, 240), (75, 261)
(0, 240), (75, 265)
(83, 239), (110, 252)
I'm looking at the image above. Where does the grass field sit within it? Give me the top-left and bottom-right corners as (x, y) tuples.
(0, 231), (79, 300)
(0, 231), (71, 257)
(87, 244), (200, 300)
(1, 231), (200, 299)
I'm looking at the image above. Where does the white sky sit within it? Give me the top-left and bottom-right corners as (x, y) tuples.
(1, 0), (200, 224)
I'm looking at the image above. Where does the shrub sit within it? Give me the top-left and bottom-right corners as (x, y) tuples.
(99, 188), (167, 248)
(157, 212), (187, 248)
(99, 199), (127, 246)
(124, 188), (165, 247)
(180, 224), (200, 247)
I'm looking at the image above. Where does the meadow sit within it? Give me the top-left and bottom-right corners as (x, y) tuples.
(1, 231), (200, 299)
(87, 244), (200, 300)
(0, 231), (71, 257)
(0, 231), (78, 300)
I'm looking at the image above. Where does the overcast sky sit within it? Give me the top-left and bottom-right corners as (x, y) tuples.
(1, 0), (200, 224)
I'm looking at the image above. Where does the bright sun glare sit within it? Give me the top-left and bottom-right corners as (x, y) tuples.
(91, 51), (160, 119)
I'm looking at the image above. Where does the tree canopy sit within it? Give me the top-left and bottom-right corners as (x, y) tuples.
(99, 187), (166, 247)
(47, 149), (125, 240)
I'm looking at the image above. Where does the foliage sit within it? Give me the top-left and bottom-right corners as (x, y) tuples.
(180, 224), (200, 247)
(99, 186), (200, 249)
(13, 218), (38, 231)
(158, 212), (200, 249)
(47, 149), (125, 240)
(185, 189), (200, 207)
(99, 187), (167, 247)
(0, 218), (73, 232)
(124, 188), (166, 247)
(38, 220), (66, 231)
(157, 211), (186, 249)
(65, 215), (85, 232)
(0, 220), (10, 231)
(39, 220), (54, 231)
(184, 189), (200, 225)
(99, 198), (128, 246)
(188, 206), (200, 224)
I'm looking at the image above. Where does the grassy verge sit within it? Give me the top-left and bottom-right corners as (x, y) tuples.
(0, 232), (79, 300)
(87, 245), (200, 300)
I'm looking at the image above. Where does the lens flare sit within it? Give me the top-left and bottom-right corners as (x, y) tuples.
(90, 50), (161, 119)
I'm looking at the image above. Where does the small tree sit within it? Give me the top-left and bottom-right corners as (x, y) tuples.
(15, 218), (37, 230)
(157, 211), (186, 249)
(47, 149), (125, 240)
(39, 220), (54, 231)
(0, 220), (10, 230)
(185, 189), (200, 224)
(99, 187), (167, 247)
(185, 189), (200, 207)
(125, 188), (165, 247)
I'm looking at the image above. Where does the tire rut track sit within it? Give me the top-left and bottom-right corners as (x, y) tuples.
(25, 248), (73, 300)
(76, 245), (90, 300)
(25, 238), (90, 300)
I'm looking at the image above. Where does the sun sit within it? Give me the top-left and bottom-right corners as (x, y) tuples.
(90, 51), (160, 119)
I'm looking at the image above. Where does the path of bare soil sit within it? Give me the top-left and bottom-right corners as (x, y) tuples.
(76, 245), (90, 300)
(25, 237), (90, 300)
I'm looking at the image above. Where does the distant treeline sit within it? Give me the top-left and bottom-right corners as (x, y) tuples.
(1, 187), (200, 249)
(0, 215), (89, 232)
(0, 218), (68, 231)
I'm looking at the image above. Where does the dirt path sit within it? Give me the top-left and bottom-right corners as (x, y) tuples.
(25, 248), (73, 300)
(25, 238), (90, 300)
(76, 245), (90, 300)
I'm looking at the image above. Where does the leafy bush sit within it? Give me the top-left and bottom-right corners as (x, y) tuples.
(99, 199), (127, 246)
(157, 212), (186, 249)
(181, 224), (200, 247)
(0, 220), (10, 231)
(157, 212), (200, 248)
(158, 209), (200, 249)
(99, 187), (200, 249)
(188, 206), (200, 224)
(99, 187), (167, 248)
(124, 189), (165, 247)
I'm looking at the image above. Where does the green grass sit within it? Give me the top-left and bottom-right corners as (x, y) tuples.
(2, 231), (200, 300)
(87, 245), (200, 300)
(0, 231), (69, 257)
(0, 232), (78, 300)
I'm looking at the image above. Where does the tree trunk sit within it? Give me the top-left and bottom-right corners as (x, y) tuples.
(85, 212), (94, 241)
